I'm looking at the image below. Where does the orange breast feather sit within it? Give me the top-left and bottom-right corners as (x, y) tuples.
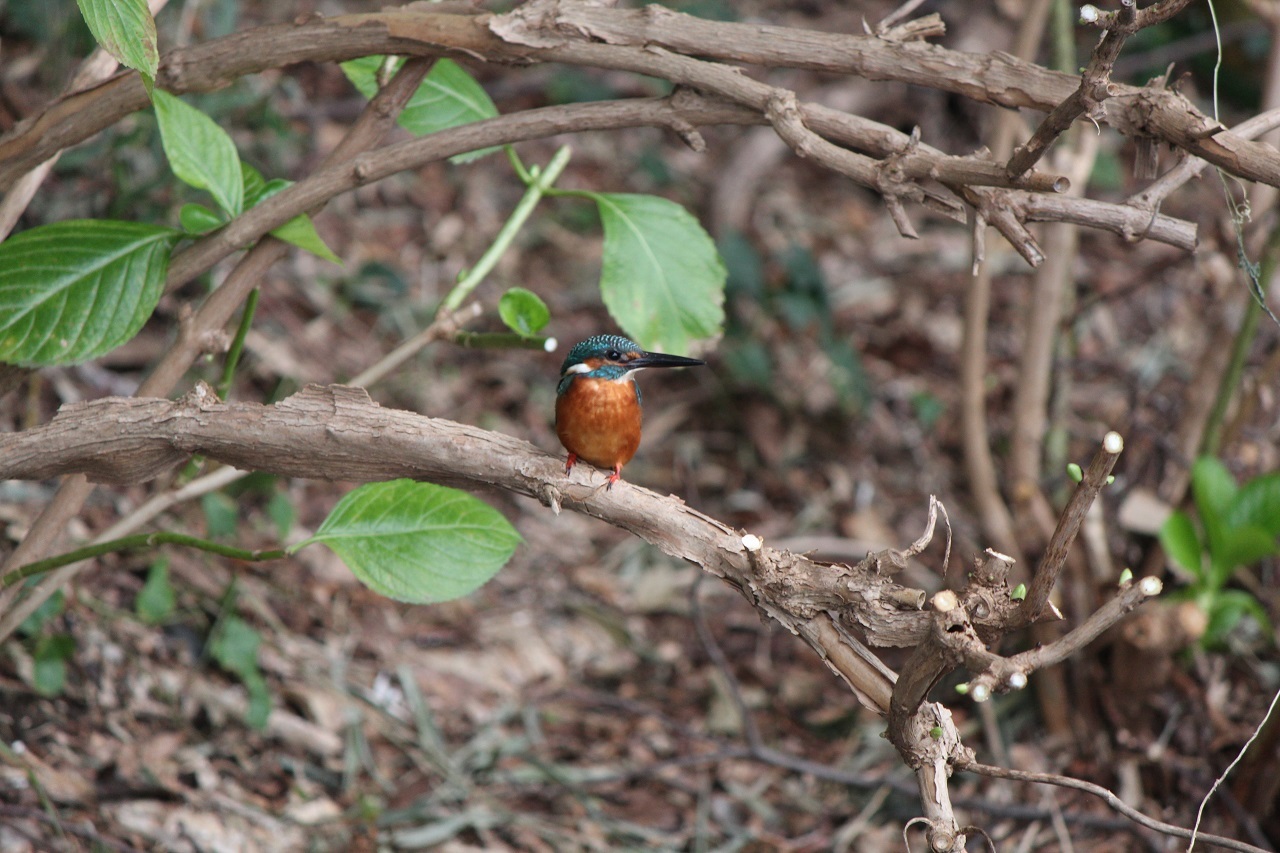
(556, 377), (642, 470)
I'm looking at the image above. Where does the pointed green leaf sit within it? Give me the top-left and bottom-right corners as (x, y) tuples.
(1226, 472), (1280, 536)
(592, 193), (726, 354)
(1204, 589), (1271, 648)
(210, 615), (261, 679)
(153, 89), (243, 216)
(76, 0), (158, 80)
(1158, 510), (1203, 578)
(341, 56), (500, 162)
(271, 214), (342, 265)
(1191, 457), (1236, 562)
(498, 287), (550, 335)
(136, 557), (175, 625)
(0, 220), (181, 366)
(179, 203), (227, 235)
(1215, 525), (1279, 580)
(32, 634), (75, 697)
(298, 479), (521, 603)
(201, 491), (239, 540)
(243, 169), (340, 264)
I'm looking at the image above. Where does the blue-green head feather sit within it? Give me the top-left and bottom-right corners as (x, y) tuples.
(557, 334), (705, 397)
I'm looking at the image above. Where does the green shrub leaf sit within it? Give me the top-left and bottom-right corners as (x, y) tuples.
(33, 634), (76, 697)
(1158, 510), (1203, 578)
(179, 202), (227, 235)
(498, 287), (550, 335)
(1191, 457), (1235, 562)
(136, 558), (175, 625)
(1226, 472), (1280, 537)
(592, 193), (725, 354)
(341, 57), (500, 163)
(298, 480), (521, 603)
(1204, 588), (1272, 648)
(76, 0), (158, 80)
(241, 166), (340, 264)
(153, 89), (244, 216)
(210, 615), (261, 679)
(1215, 525), (1279, 583)
(0, 220), (181, 366)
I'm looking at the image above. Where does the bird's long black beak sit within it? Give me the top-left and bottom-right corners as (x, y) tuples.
(632, 350), (705, 370)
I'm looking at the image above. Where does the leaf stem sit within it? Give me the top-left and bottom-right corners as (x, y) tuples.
(1201, 221), (1280, 456)
(217, 287), (260, 399)
(1, 532), (288, 588)
(439, 145), (572, 314)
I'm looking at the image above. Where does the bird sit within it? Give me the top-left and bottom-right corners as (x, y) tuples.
(555, 334), (704, 487)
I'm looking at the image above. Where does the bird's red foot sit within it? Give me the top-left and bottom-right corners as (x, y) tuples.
(606, 465), (623, 489)
(564, 452), (578, 474)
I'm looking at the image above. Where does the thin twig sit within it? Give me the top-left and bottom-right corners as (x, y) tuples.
(1020, 431), (1125, 624)
(960, 760), (1269, 853)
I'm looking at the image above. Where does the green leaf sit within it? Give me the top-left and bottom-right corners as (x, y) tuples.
(592, 193), (726, 353)
(242, 670), (271, 730)
(201, 492), (239, 540)
(1159, 510), (1204, 578)
(1066, 463), (1083, 483)
(498, 287), (550, 335)
(136, 557), (175, 625)
(1203, 589), (1271, 648)
(243, 168), (340, 264)
(1215, 525), (1279, 582)
(241, 163), (269, 203)
(179, 203), (227, 235)
(0, 220), (181, 366)
(209, 616), (271, 728)
(298, 479), (521, 603)
(153, 89), (244, 216)
(267, 490), (296, 541)
(33, 634), (75, 697)
(341, 57), (500, 163)
(1226, 472), (1280, 537)
(272, 214), (341, 265)
(1191, 456), (1236, 560)
(210, 615), (261, 679)
(76, 0), (158, 80)
(1192, 457), (1237, 516)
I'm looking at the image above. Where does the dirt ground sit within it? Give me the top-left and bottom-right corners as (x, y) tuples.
(2, 1), (1279, 851)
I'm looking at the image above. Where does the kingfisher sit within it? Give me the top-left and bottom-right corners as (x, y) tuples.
(555, 334), (704, 486)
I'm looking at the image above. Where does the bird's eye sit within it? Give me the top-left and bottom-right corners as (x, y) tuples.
(606, 349), (622, 361)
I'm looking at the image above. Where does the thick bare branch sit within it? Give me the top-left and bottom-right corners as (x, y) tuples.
(1006, 0), (1196, 177)
(0, 384), (941, 651)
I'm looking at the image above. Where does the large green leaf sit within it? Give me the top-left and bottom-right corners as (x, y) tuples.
(1191, 457), (1236, 564)
(153, 89), (243, 216)
(1158, 511), (1203, 579)
(1214, 525), (1279, 585)
(593, 192), (725, 354)
(0, 220), (181, 366)
(1226, 472), (1280, 536)
(298, 480), (521, 603)
(76, 0), (158, 80)
(340, 57), (500, 163)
